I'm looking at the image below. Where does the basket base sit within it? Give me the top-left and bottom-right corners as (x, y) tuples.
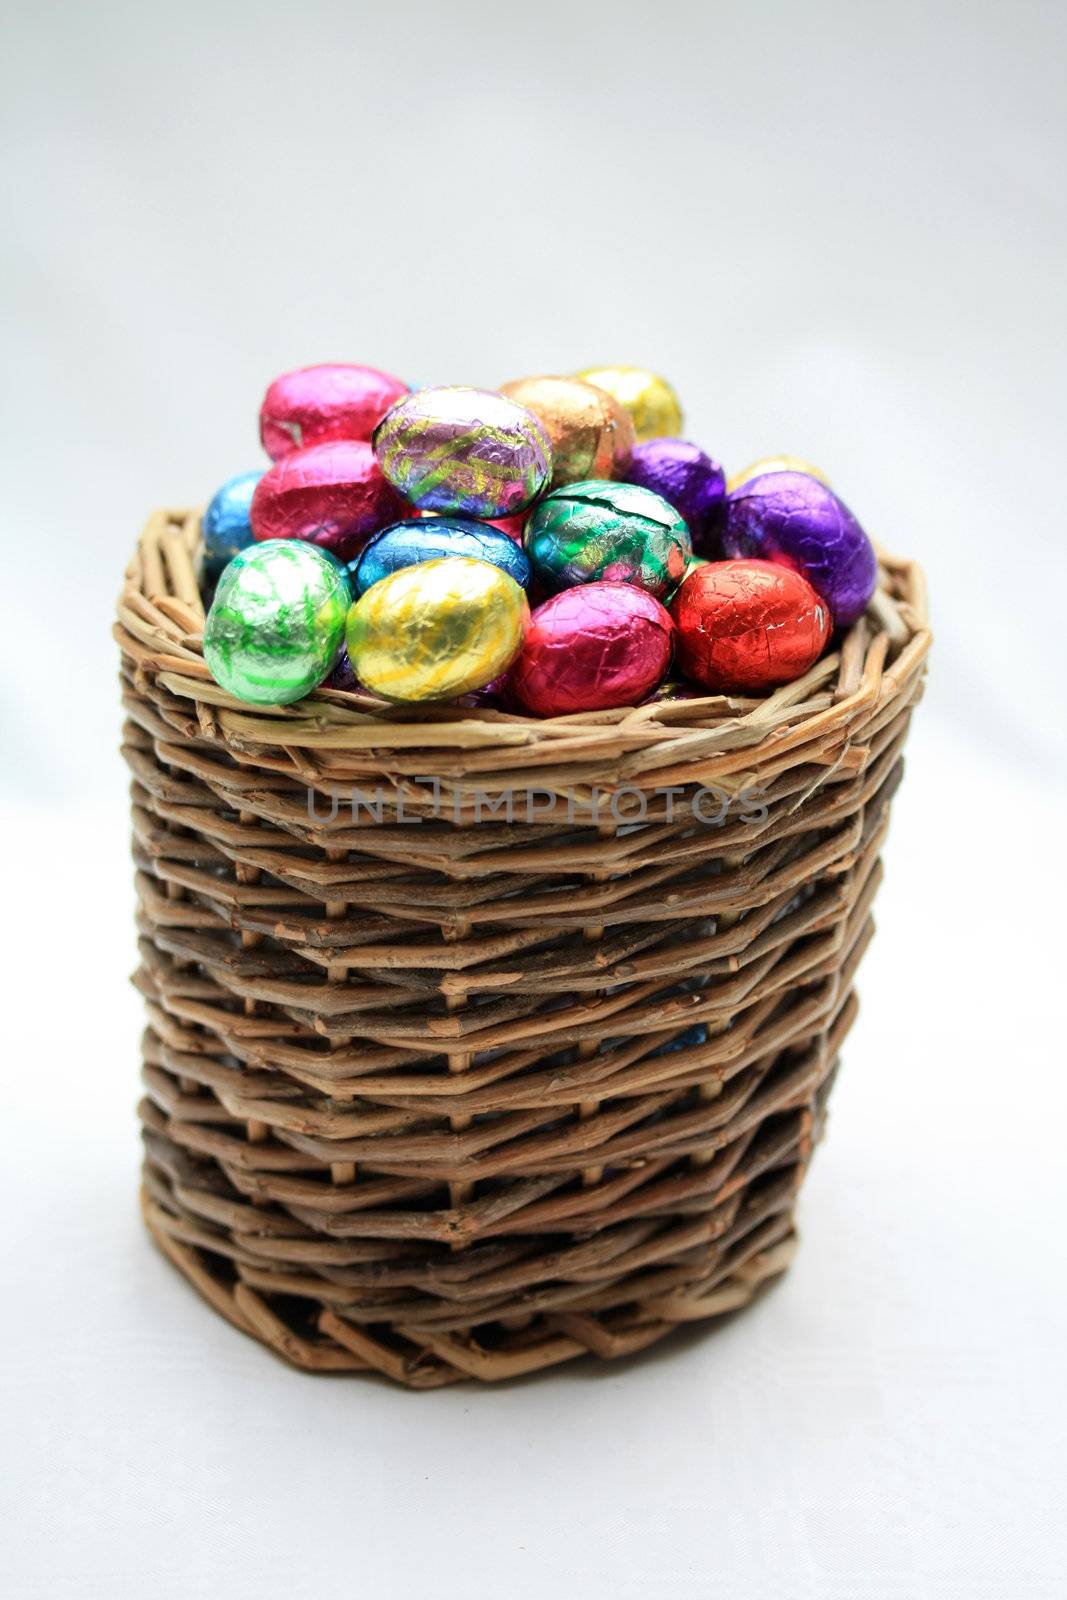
(142, 1186), (799, 1388)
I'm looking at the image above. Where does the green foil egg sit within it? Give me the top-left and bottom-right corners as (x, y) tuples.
(203, 540), (351, 705)
(523, 479), (692, 601)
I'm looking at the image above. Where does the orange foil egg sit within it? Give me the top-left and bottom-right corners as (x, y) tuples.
(671, 560), (830, 693)
(499, 375), (634, 487)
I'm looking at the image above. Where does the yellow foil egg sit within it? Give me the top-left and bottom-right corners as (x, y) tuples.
(576, 365), (683, 442)
(346, 556), (528, 702)
(726, 455), (830, 493)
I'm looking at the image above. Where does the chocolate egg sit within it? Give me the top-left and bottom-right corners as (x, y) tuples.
(347, 556), (528, 702)
(510, 584), (673, 716)
(524, 479), (691, 601)
(626, 438), (725, 556)
(203, 540), (351, 705)
(351, 517), (531, 595)
(454, 671), (512, 710)
(576, 365), (683, 442)
(201, 469), (263, 579)
(259, 363), (409, 460)
(651, 1022), (709, 1056)
(250, 440), (407, 565)
(643, 679), (703, 704)
(499, 375), (634, 486)
(373, 386), (552, 517)
(486, 513), (527, 542)
(671, 559), (830, 693)
(327, 645), (360, 692)
(726, 455), (829, 494)
(723, 471), (877, 627)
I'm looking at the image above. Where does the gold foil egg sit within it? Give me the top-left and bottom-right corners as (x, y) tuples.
(575, 365), (683, 443)
(726, 455), (830, 493)
(499, 375), (634, 487)
(346, 556), (528, 702)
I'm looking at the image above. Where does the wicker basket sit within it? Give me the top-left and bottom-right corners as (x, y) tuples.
(116, 508), (929, 1386)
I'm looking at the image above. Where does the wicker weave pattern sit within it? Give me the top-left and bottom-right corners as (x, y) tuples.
(116, 509), (929, 1385)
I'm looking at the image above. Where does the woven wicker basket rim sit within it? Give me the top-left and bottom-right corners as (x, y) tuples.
(115, 508), (930, 783)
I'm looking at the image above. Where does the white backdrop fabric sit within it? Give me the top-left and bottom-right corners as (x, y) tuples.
(1, 3), (1064, 1596)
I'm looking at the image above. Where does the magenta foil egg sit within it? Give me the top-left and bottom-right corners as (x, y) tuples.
(250, 440), (409, 565)
(626, 438), (726, 557)
(259, 363), (410, 460)
(511, 583), (674, 716)
(723, 471), (877, 627)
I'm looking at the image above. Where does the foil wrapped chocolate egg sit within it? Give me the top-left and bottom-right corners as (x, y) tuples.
(723, 471), (877, 627)
(651, 1022), (709, 1056)
(524, 479), (691, 601)
(511, 584), (673, 716)
(454, 671), (512, 710)
(351, 516), (531, 595)
(327, 645), (360, 692)
(626, 438), (725, 556)
(347, 556), (528, 702)
(726, 455), (830, 494)
(201, 469), (263, 580)
(259, 363), (409, 460)
(498, 375), (634, 486)
(373, 386), (552, 517)
(643, 679), (703, 704)
(671, 559), (830, 693)
(250, 440), (408, 565)
(576, 365), (683, 442)
(487, 513), (527, 542)
(203, 540), (351, 705)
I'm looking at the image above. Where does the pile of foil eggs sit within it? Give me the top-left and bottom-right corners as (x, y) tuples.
(201, 362), (879, 714)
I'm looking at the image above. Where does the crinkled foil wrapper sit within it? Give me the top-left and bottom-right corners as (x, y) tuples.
(524, 478), (691, 601)
(203, 540), (350, 704)
(512, 582), (673, 715)
(347, 554), (528, 702)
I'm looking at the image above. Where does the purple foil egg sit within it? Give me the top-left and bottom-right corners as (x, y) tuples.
(327, 645), (360, 691)
(723, 471), (877, 628)
(626, 438), (726, 557)
(454, 672), (512, 709)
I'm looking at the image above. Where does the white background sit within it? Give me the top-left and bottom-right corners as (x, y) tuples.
(2, 2), (1065, 1596)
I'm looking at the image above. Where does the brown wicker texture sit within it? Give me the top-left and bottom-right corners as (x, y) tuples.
(116, 509), (929, 1386)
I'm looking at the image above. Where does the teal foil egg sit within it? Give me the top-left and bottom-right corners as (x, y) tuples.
(373, 386), (552, 517)
(524, 479), (691, 601)
(351, 516), (531, 594)
(203, 541), (351, 705)
(201, 469), (264, 580)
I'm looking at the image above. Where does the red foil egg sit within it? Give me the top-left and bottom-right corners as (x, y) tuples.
(486, 513), (527, 543)
(511, 583), (673, 716)
(250, 440), (408, 564)
(671, 559), (830, 693)
(260, 364), (409, 460)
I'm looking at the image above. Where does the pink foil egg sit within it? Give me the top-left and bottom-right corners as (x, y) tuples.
(259, 363), (409, 460)
(486, 514), (527, 542)
(250, 440), (408, 565)
(511, 583), (674, 717)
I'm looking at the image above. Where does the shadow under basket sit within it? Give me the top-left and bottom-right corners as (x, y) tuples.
(116, 510), (930, 1387)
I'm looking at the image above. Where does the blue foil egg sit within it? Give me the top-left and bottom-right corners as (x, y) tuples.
(202, 470), (264, 579)
(350, 516), (532, 595)
(651, 1023), (709, 1057)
